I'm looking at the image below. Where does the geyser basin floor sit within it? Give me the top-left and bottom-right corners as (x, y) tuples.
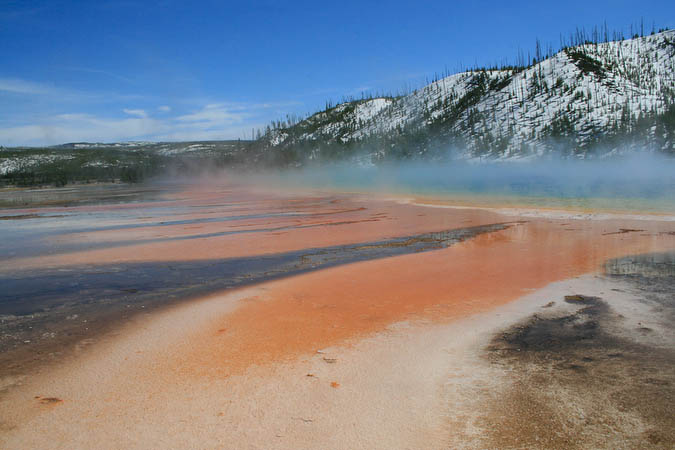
(1, 266), (673, 448)
(0, 184), (509, 382)
(0, 223), (510, 381)
(0, 182), (674, 449)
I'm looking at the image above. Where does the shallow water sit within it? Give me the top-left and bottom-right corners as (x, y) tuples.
(0, 183), (170, 208)
(0, 182), (512, 381)
(270, 161), (675, 213)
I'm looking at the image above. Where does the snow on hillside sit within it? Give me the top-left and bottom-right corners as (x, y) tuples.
(267, 30), (675, 160)
(354, 98), (393, 123)
(0, 154), (75, 175)
(276, 98), (395, 144)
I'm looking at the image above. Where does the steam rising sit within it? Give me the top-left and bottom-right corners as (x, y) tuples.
(210, 153), (675, 213)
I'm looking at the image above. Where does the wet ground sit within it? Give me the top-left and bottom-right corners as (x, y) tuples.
(481, 252), (675, 449)
(0, 183), (170, 209)
(0, 222), (509, 385)
(2, 183), (525, 390)
(2, 182), (675, 448)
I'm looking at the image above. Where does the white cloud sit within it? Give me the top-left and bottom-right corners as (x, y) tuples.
(0, 78), (57, 95)
(0, 83), (302, 145)
(175, 104), (248, 128)
(0, 77), (144, 105)
(153, 124), (263, 142)
(0, 114), (166, 146)
(0, 104), (269, 146)
(123, 108), (148, 118)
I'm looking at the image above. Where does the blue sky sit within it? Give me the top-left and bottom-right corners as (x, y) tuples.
(1, 0), (673, 146)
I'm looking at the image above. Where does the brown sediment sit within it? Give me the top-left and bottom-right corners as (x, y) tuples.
(480, 283), (675, 449)
(601, 228), (645, 235)
(0, 214), (43, 220)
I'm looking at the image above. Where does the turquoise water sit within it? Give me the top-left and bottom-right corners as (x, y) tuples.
(272, 159), (675, 213)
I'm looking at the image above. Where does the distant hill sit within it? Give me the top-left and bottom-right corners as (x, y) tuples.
(252, 30), (675, 165)
(0, 141), (250, 186)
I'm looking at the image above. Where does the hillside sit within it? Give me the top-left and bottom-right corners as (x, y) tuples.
(0, 141), (250, 186)
(256, 30), (675, 165)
